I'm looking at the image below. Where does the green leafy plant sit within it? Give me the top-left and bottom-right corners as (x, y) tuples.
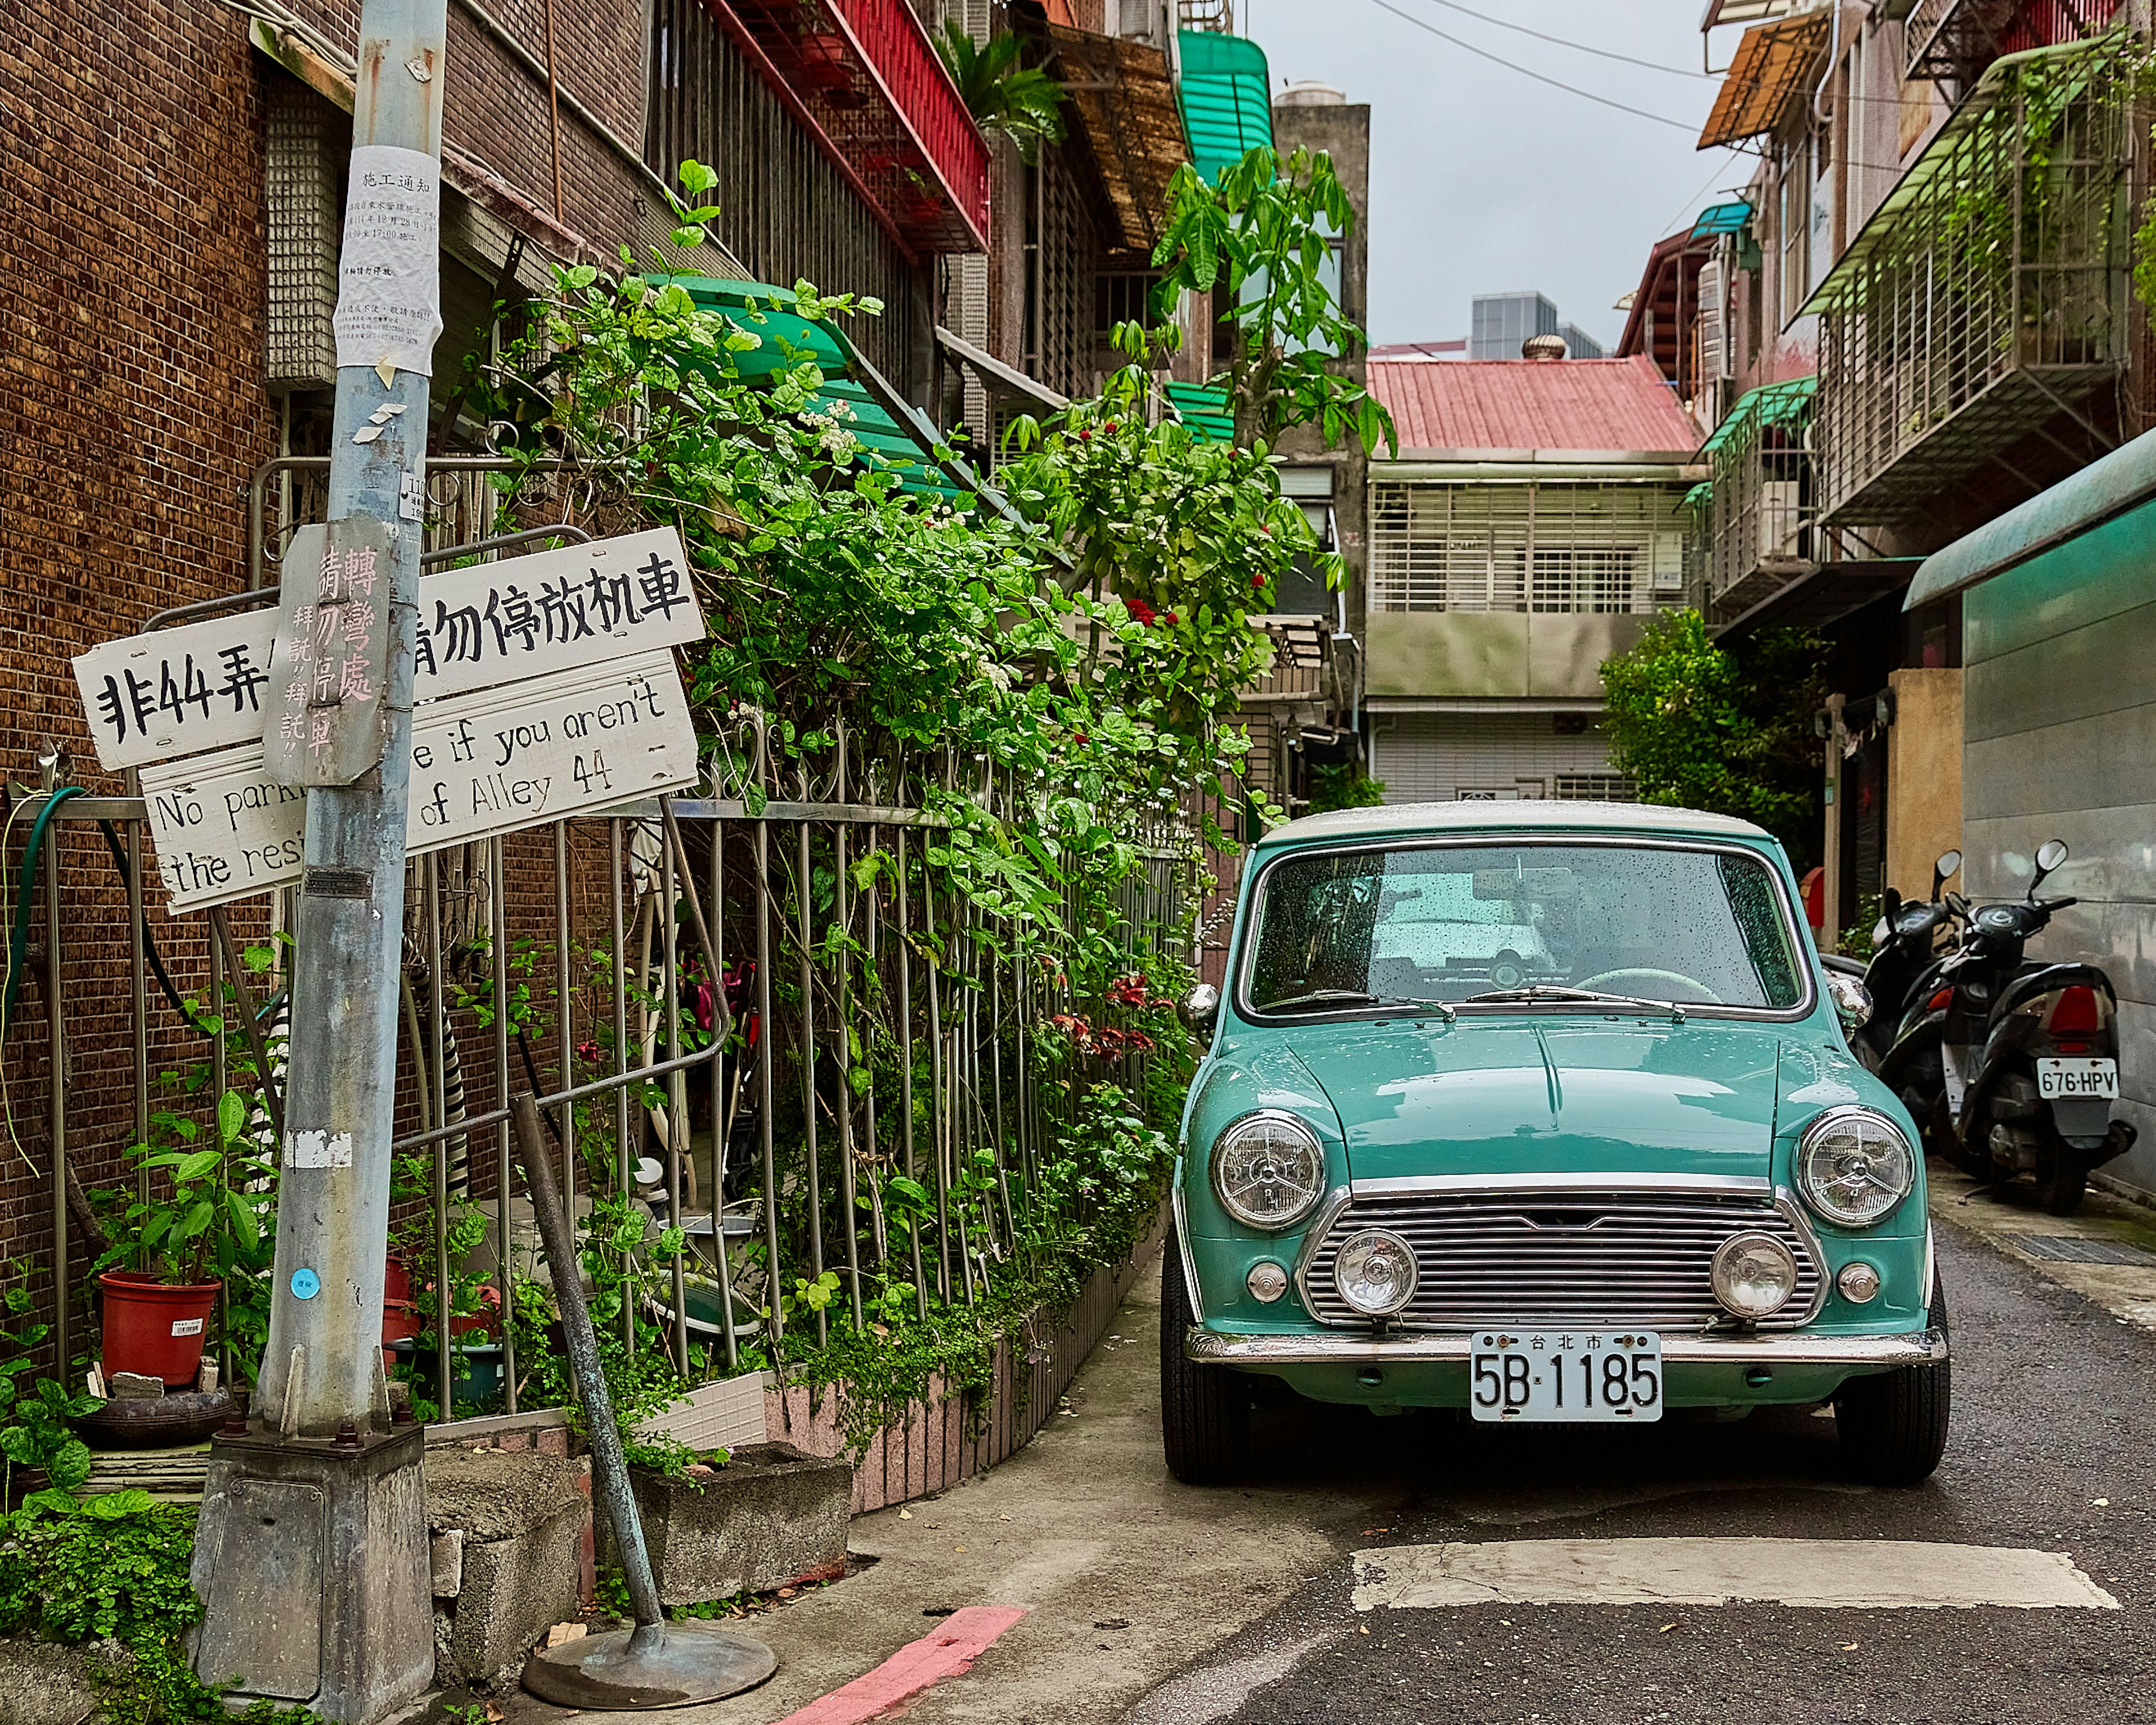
(1307, 761), (1385, 813)
(1598, 610), (1829, 869)
(1151, 145), (1395, 454)
(1, 1260), (96, 1512)
(934, 24), (1068, 163)
(97, 1092), (268, 1288)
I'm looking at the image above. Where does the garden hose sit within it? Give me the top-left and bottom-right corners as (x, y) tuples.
(4, 784), (82, 1034)
(95, 818), (222, 1038)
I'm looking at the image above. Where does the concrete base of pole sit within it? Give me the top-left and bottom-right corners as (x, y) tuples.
(520, 1622), (778, 1710)
(189, 1425), (433, 1723)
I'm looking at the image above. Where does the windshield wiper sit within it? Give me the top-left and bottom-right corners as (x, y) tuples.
(1460, 983), (1686, 1023)
(1263, 988), (1457, 1022)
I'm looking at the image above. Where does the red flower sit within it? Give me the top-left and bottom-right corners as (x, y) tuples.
(1125, 597), (1157, 626)
(1161, 611), (1179, 627)
(1103, 419), (1119, 432)
(1108, 974), (1149, 1006)
(1251, 573), (1267, 591)
(1076, 426), (1091, 440)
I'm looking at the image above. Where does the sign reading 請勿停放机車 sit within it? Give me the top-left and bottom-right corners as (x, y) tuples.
(71, 527), (706, 772)
(138, 650), (701, 912)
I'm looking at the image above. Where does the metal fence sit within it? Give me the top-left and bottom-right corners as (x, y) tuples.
(11, 454), (1234, 1425)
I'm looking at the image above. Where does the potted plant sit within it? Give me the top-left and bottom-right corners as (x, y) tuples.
(95, 1094), (255, 1388)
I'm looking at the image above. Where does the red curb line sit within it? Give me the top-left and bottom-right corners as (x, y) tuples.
(771, 1605), (1029, 1725)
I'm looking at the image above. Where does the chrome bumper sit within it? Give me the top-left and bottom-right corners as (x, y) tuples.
(1187, 1326), (1949, 1369)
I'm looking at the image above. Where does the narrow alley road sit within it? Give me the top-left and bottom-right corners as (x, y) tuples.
(535, 1180), (2156, 1725)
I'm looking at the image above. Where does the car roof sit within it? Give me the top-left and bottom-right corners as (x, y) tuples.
(1253, 800), (1776, 852)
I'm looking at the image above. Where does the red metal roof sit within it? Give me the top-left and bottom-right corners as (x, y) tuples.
(1368, 355), (1701, 456)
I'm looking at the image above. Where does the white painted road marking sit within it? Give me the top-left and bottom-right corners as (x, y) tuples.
(1351, 1539), (2121, 1611)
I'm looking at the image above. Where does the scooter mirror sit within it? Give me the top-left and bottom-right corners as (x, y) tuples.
(1931, 849), (1962, 897)
(1825, 970), (1872, 1035)
(2035, 838), (2068, 875)
(1179, 983), (1220, 1041)
(1871, 918), (1890, 947)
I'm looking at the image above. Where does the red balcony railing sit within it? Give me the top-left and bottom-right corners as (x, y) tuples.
(710, 0), (991, 257)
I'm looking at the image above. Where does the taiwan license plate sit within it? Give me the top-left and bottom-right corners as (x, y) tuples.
(2039, 1057), (2117, 1100)
(1470, 1330), (1663, 1423)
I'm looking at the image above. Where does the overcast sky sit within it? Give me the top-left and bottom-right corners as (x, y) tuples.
(1241, 0), (1755, 350)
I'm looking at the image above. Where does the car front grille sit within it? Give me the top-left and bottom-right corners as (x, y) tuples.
(1299, 1183), (1823, 1331)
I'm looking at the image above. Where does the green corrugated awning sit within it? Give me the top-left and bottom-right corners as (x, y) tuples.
(670, 276), (966, 503)
(1688, 200), (1753, 240)
(1177, 31), (1272, 185)
(1683, 481), (1714, 510)
(1700, 375), (1816, 458)
(1163, 380), (1234, 444)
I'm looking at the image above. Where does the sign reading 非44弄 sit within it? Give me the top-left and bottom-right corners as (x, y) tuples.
(71, 526), (706, 772)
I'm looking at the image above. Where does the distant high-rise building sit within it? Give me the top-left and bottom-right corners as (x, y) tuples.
(1470, 291), (1559, 359)
(1558, 322), (1605, 360)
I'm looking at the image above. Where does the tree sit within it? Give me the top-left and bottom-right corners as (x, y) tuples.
(934, 24), (1067, 164)
(1150, 146), (1394, 455)
(1598, 610), (1828, 866)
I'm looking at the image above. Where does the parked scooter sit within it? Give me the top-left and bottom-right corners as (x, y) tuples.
(1846, 847), (1964, 1076)
(1888, 839), (2136, 1214)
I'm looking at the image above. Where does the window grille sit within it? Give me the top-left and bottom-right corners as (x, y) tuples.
(1369, 483), (1687, 614)
(1553, 772), (1638, 802)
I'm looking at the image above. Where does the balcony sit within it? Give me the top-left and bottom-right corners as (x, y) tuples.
(711, 0), (990, 255)
(1806, 40), (2131, 529)
(1904, 0), (2120, 84)
(1697, 378), (1817, 622)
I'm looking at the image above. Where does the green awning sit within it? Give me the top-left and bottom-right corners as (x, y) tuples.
(1177, 31), (1272, 185)
(1700, 375), (1816, 458)
(671, 276), (966, 503)
(1688, 200), (1753, 240)
(1683, 481), (1714, 511)
(1163, 380), (1234, 444)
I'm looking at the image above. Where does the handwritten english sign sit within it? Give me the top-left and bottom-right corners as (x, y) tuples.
(72, 528), (707, 772)
(139, 651), (700, 912)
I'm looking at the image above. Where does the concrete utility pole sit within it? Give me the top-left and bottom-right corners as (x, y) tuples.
(190, 4), (446, 1718)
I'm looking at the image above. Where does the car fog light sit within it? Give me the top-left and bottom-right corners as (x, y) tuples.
(1333, 1228), (1417, 1317)
(1246, 1261), (1289, 1304)
(1711, 1232), (1799, 1320)
(1837, 1261), (1882, 1304)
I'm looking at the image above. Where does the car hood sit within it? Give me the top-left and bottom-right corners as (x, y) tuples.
(1280, 1016), (1788, 1183)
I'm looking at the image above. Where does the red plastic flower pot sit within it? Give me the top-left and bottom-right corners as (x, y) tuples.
(98, 1272), (221, 1388)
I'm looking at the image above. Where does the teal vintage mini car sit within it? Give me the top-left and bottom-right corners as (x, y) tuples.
(1162, 801), (1949, 1486)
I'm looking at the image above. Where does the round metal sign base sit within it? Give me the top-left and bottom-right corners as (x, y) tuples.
(522, 1623), (777, 1710)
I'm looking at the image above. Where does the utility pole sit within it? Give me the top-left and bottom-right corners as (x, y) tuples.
(190, 4), (446, 1718)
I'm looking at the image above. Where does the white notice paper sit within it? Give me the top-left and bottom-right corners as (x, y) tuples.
(335, 144), (443, 376)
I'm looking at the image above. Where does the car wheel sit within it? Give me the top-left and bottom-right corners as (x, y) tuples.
(1834, 1276), (1951, 1486)
(1159, 1221), (1250, 1484)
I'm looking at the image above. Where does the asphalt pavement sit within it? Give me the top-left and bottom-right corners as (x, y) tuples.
(1126, 1190), (2156, 1725)
(523, 1170), (2156, 1725)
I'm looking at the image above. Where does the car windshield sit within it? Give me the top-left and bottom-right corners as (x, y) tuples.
(1245, 841), (1805, 1015)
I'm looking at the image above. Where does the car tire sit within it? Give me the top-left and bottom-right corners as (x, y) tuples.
(1159, 1221), (1250, 1485)
(1834, 1277), (1951, 1487)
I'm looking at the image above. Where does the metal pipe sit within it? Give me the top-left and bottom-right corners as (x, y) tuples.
(611, 818), (632, 1352)
(797, 816), (825, 1345)
(510, 1092), (664, 1649)
(833, 783), (861, 1331)
(428, 857), (453, 1419)
(554, 820), (575, 1227)
(491, 839), (517, 1412)
(663, 832), (688, 1375)
(210, 906), (286, 1143)
(708, 814), (738, 1371)
(126, 770), (148, 1197)
(896, 827), (926, 1317)
(755, 811), (781, 1349)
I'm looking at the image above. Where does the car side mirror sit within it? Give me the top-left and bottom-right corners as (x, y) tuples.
(1825, 970), (1872, 1035)
(1931, 848), (1962, 898)
(1179, 983), (1220, 1042)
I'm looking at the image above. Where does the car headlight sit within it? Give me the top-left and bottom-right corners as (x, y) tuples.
(1796, 1105), (1915, 1227)
(1210, 1111), (1327, 1230)
(1333, 1228), (1418, 1317)
(1711, 1231), (1798, 1319)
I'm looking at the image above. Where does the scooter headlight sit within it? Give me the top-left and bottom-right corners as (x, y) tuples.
(1796, 1106), (1915, 1227)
